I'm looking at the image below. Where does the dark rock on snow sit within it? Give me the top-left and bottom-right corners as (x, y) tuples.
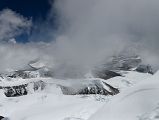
(60, 81), (119, 96)
(3, 84), (28, 97)
(0, 116), (9, 120)
(136, 64), (153, 74)
(93, 55), (153, 80)
(0, 116), (4, 120)
(94, 70), (122, 80)
(2, 81), (46, 97)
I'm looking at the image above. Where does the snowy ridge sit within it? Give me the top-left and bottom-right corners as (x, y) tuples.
(0, 77), (119, 97)
(89, 71), (159, 120)
(0, 56), (156, 120)
(0, 69), (154, 120)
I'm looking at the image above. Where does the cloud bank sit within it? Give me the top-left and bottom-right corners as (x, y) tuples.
(1, 0), (159, 77)
(0, 9), (54, 72)
(52, 0), (159, 74)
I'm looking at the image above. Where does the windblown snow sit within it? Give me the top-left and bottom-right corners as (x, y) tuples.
(0, 68), (156, 120)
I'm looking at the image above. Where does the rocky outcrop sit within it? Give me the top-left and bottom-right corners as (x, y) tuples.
(92, 55), (141, 80)
(4, 68), (52, 80)
(0, 116), (4, 120)
(2, 79), (119, 97)
(7, 70), (40, 79)
(60, 81), (119, 96)
(3, 84), (28, 97)
(93, 55), (153, 80)
(136, 65), (153, 74)
(93, 70), (122, 80)
(2, 81), (46, 97)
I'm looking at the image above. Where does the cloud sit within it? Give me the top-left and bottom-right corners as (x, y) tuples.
(0, 9), (32, 41)
(50, 0), (159, 75)
(1, 1), (159, 77)
(0, 9), (54, 72)
(0, 42), (55, 72)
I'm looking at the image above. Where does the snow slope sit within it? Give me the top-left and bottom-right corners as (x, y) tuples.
(0, 77), (108, 120)
(89, 71), (159, 120)
(0, 92), (105, 120)
(105, 71), (152, 91)
(0, 70), (154, 120)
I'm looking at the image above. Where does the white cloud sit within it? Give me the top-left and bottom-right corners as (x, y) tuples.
(1, 1), (159, 77)
(0, 42), (55, 72)
(0, 9), (32, 41)
(50, 0), (159, 75)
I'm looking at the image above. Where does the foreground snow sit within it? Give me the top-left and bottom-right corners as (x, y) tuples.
(0, 71), (154, 120)
(0, 90), (107, 120)
(0, 77), (108, 120)
(89, 71), (159, 120)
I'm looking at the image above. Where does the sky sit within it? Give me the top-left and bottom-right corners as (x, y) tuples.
(0, 0), (54, 43)
(0, 0), (159, 78)
(0, 0), (51, 20)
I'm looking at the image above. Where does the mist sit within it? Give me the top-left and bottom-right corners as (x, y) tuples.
(1, 0), (159, 78)
(51, 0), (159, 76)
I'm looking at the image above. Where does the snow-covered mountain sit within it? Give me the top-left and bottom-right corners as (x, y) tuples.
(92, 54), (153, 80)
(89, 71), (159, 120)
(0, 56), (157, 120)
